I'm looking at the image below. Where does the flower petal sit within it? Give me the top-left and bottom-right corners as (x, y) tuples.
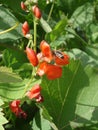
(55, 52), (69, 66)
(46, 64), (62, 80)
(26, 84), (41, 99)
(22, 21), (30, 36)
(40, 40), (53, 62)
(26, 47), (38, 66)
(37, 62), (48, 76)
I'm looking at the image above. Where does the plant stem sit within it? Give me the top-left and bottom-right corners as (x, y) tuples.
(47, 0), (55, 22)
(0, 22), (19, 35)
(34, 19), (37, 52)
(22, 67), (35, 98)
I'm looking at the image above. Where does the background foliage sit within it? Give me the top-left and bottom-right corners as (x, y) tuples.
(0, 0), (98, 130)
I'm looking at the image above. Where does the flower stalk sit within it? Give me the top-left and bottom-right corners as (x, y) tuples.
(33, 19), (37, 52)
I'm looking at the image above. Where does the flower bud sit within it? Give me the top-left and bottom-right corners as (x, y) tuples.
(21, 2), (27, 11)
(22, 21), (30, 36)
(26, 47), (38, 66)
(32, 5), (42, 19)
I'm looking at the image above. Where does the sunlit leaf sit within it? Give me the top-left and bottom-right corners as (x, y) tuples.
(41, 59), (98, 129)
(0, 98), (8, 130)
(0, 66), (22, 83)
(0, 6), (22, 43)
(70, 2), (94, 28)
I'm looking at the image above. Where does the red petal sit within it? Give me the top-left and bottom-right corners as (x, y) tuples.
(46, 64), (62, 80)
(26, 47), (38, 66)
(26, 84), (41, 99)
(37, 62), (48, 76)
(40, 40), (53, 62)
(55, 53), (69, 65)
(21, 2), (27, 10)
(32, 5), (42, 19)
(22, 21), (30, 36)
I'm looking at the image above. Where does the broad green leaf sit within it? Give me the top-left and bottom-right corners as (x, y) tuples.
(32, 109), (52, 130)
(0, 98), (8, 130)
(0, 66), (22, 83)
(41, 59), (98, 129)
(85, 44), (98, 67)
(0, 6), (22, 43)
(68, 48), (97, 67)
(0, 66), (41, 101)
(45, 18), (67, 42)
(0, 77), (41, 101)
(70, 2), (94, 29)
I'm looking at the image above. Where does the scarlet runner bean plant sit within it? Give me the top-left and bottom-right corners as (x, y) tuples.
(8, 0), (69, 129)
(0, 0), (98, 130)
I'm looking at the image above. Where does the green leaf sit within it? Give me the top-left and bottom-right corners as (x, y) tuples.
(0, 66), (22, 83)
(86, 23), (98, 43)
(0, 6), (22, 43)
(57, 0), (92, 16)
(70, 2), (94, 29)
(85, 44), (98, 67)
(45, 18), (67, 42)
(0, 77), (41, 101)
(32, 109), (52, 130)
(68, 48), (96, 67)
(0, 98), (8, 130)
(41, 59), (98, 129)
(3, 48), (28, 70)
(0, 0), (25, 13)
(40, 18), (52, 33)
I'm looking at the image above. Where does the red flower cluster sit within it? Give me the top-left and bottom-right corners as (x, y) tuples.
(9, 100), (27, 119)
(26, 40), (69, 80)
(26, 84), (43, 103)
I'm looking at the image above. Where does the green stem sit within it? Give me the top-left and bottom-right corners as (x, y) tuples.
(47, 0), (55, 22)
(34, 19), (37, 52)
(22, 67), (35, 98)
(0, 22), (19, 35)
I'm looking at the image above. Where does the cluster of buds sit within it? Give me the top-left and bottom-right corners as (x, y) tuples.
(26, 40), (69, 80)
(21, 3), (41, 38)
(21, 1), (41, 19)
(9, 100), (27, 119)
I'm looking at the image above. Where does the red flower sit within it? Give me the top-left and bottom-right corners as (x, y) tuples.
(26, 84), (43, 102)
(32, 5), (42, 19)
(40, 40), (53, 62)
(46, 64), (62, 80)
(37, 62), (48, 76)
(54, 52), (69, 66)
(22, 21), (30, 36)
(10, 100), (27, 119)
(37, 62), (62, 80)
(21, 2), (27, 11)
(26, 47), (38, 66)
